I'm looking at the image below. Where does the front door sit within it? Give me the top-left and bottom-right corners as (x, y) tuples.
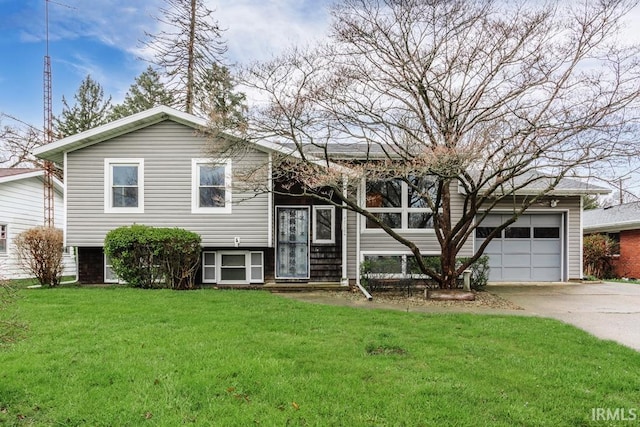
(276, 207), (310, 279)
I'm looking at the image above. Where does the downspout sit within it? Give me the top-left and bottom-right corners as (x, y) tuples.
(267, 153), (273, 248)
(59, 151), (78, 285)
(341, 176), (348, 286)
(355, 178), (371, 300)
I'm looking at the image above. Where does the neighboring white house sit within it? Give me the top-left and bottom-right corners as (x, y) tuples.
(0, 168), (76, 279)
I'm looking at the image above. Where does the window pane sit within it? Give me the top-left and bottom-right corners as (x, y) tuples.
(0, 225), (5, 253)
(407, 256), (440, 274)
(315, 208), (333, 240)
(408, 212), (434, 228)
(203, 266), (216, 281)
(366, 212), (401, 229)
(221, 254), (245, 267)
(366, 180), (402, 207)
(364, 255), (403, 274)
(199, 165), (225, 186)
(199, 187), (226, 207)
(112, 187), (138, 207)
(112, 165), (138, 186)
(533, 227), (560, 238)
(407, 176), (437, 208)
(250, 252), (262, 266)
(476, 227), (498, 238)
(204, 252), (216, 266)
(251, 266), (263, 281)
(221, 268), (246, 281)
(505, 227), (531, 238)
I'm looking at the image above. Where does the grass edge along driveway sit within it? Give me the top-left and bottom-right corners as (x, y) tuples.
(0, 287), (638, 426)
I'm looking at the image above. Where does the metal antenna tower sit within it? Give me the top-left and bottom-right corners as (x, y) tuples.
(43, 0), (55, 227)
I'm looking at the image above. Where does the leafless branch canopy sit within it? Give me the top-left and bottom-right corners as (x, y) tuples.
(234, 0), (640, 287)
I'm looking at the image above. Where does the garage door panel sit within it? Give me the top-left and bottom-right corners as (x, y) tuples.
(533, 254), (560, 267)
(503, 240), (532, 253)
(476, 213), (563, 282)
(484, 240), (502, 255)
(531, 215), (562, 226)
(532, 267), (561, 281)
(505, 254), (531, 267)
(532, 240), (561, 254)
(502, 267), (532, 280)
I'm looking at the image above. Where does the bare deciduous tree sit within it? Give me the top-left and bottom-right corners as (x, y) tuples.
(234, 0), (640, 288)
(142, 0), (227, 114)
(0, 115), (43, 168)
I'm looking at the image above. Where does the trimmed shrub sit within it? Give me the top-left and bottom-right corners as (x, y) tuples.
(14, 227), (64, 287)
(104, 225), (201, 289)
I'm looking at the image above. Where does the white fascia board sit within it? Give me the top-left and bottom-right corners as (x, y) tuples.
(0, 170), (44, 184)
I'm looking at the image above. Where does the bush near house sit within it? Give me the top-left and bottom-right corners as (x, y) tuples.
(104, 225), (201, 289)
(583, 234), (616, 279)
(13, 227), (64, 287)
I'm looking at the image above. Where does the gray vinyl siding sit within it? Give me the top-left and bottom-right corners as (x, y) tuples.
(476, 196), (582, 280)
(65, 120), (270, 247)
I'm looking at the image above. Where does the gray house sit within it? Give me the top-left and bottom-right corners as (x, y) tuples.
(33, 106), (604, 285)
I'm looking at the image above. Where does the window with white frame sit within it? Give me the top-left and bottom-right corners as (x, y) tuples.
(365, 176), (436, 230)
(202, 251), (217, 283)
(313, 205), (335, 244)
(201, 251), (263, 284)
(0, 224), (7, 253)
(192, 159), (232, 213)
(104, 159), (144, 213)
(362, 254), (438, 279)
(104, 254), (121, 283)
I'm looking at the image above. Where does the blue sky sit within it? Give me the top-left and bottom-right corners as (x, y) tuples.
(0, 0), (332, 128)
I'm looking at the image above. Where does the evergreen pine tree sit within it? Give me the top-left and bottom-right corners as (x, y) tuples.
(54, 75), (112, 137)
(110, 66), (175, 120)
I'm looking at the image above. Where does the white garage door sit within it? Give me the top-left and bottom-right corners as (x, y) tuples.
(475, 214), (563, 282)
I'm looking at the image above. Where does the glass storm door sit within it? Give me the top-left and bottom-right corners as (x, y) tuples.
(276, 207), (310, 279)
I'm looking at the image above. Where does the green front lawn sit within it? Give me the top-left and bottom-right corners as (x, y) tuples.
(0, 288), (638, 426)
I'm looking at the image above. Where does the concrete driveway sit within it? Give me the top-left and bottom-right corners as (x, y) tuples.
(488, 281), (640, 352)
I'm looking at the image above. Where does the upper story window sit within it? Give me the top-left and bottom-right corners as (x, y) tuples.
(365, 176), (437, 230)
(0, 224), (7, 253)
(192, 159), (232, 214)
(104, 159), (144, 213)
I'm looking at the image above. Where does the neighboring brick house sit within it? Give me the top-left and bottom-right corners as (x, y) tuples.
(583, 202), (640, 279)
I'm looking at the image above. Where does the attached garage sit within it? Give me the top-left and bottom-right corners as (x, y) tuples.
(475, 213), (564, 282)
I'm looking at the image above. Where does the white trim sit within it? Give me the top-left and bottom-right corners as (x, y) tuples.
(312, 205), (336, 244)
(202, 251), (217, 283)
(341, 178), (348, 281)
(0, 224), (7, 254)
(359, 250), (442, 279)
(104, 158), (145, 214)
(104, 254), (120, 284)
(579, 197), (584, 278)
(275, 206), (311, 280)
(250, 251), (264, 283)
(361, 177), (435, 232)
(191, 158), (232, 214)
(202, 250), (264, 285)
(267, 153), (273, 248)
(63, 152), (68, 246)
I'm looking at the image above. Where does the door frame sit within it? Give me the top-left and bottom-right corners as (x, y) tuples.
(275, 205), (311, 280)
